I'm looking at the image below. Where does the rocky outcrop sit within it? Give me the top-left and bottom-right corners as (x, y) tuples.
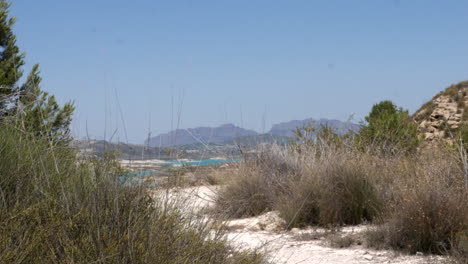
(414, 81), (468, 143)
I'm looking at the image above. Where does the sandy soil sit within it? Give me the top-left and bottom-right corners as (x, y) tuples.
(154, 186), (447, 264)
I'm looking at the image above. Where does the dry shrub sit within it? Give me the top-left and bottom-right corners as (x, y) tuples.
(272, 145), (383, 228)
(215, 163), (273, 218)
(216, 145), (301, 218)
(385, 185), (467, 255)
(367, 151), (468, 258)
(275, 178), (320, 228)
(316, 157), (382, 226)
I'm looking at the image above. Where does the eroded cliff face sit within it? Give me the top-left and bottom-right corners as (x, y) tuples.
(414, 81), (468, 143)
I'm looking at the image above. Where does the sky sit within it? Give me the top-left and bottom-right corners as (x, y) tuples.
(9, 0), (468, 143)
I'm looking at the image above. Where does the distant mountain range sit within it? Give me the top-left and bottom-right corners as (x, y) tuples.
(146, 118), (359, 147)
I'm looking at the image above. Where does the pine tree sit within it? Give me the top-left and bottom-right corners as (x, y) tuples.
(18, 65), (74, 143)
(0, 0), (74, 142)
(0, 0), (24, 113)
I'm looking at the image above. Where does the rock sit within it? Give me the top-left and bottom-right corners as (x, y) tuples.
(434, 130), (445, 138)
(432, 118), (444, 125)
(447, 120), (458, 126)
(226, 211), (286, 232)
(256, 211), (285, 231)
(425, 133), (434, 140)
(426, 126), (436, 133)
(430, 113), (444, 120)
(363, 254), (373, 260)
(452, 117), (462, 122)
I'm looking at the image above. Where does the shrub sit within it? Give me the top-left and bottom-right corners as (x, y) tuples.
(215, 163), (273, 218)
(366, 152), (468, 258)
(316, 159), (382, 226)
(216, 144), (304, 218)
(275, 178), (320, 228)
(369, 185), (467, 256)
(357, 100), (420, 155)
(278, 152), (382, 228)
(388, 188), (466, 255)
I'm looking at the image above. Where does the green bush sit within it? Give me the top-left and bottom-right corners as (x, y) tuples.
(357, 100), (420, 155)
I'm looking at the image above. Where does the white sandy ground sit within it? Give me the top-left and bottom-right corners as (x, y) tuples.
(152, 186), (447, 264)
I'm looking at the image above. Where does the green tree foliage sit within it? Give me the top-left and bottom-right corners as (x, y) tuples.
(357, 100), (420, 155)
(0, 1), (74, 142)
(0, 0), (24, 111)
(17, 65), (74, 142)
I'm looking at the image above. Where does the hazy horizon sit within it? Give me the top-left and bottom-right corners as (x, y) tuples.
(10, 1), (468, 143)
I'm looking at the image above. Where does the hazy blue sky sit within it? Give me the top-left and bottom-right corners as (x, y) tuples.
(9, 0), (468, 143)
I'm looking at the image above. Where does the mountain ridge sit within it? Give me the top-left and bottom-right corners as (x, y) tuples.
(146, 118), (359, 147)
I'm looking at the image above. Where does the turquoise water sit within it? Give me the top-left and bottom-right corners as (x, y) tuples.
(121, 158), (239, 184)
(162, 159), (239, 166)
